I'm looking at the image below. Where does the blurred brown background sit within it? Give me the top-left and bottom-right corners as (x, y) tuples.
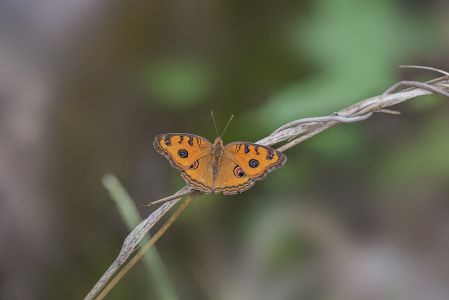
(1, 0), (449, 299)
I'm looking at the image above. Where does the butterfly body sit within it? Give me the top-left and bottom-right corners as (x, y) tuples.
(211, 137), (224, 180)
(154, 133), (286, 195)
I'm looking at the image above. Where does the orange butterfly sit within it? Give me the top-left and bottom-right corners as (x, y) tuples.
(153, 114), (286, 195)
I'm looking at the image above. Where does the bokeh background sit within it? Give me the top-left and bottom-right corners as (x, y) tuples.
(1, 0), (449, 299)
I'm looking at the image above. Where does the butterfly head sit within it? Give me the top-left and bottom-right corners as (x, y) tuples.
(213, 137), (224, 146)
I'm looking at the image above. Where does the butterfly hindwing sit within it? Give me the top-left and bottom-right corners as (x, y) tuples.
(153, 133), (212, 171)
(180, 154), (213, 193)
(213, 158), (255, 195)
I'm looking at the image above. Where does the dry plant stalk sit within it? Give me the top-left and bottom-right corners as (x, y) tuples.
(84, 66), (449, 300)
(94, 195), (193, 300)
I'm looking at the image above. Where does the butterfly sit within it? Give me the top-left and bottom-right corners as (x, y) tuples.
(153, 115), (286, 195)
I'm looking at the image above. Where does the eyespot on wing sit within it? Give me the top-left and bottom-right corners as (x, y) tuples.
(153, 133), (212, 170)
(224, 142), (286, 179)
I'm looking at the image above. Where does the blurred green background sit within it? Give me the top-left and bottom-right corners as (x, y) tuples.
(1, 0), (449, 299)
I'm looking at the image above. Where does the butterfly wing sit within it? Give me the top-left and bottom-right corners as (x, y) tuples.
(153, 133), (214, 192)
(212, 158), (255, 195)
(180, 153), (214, 193)
(213, 142), (286, 195)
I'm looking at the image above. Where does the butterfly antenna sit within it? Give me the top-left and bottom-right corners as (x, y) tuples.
(210, 110), (220, 137)
(220, 114), (235, 138)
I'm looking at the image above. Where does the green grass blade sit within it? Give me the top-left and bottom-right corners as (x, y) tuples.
(102, 174), (179, 300)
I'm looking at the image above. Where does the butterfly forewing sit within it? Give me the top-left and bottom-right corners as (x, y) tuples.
(153, 133), (212, 171)
(224, 142), (286, 180)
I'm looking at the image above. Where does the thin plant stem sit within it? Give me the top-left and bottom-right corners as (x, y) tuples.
(94, 195), (194, 300)
(102, 175), (179, 300)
